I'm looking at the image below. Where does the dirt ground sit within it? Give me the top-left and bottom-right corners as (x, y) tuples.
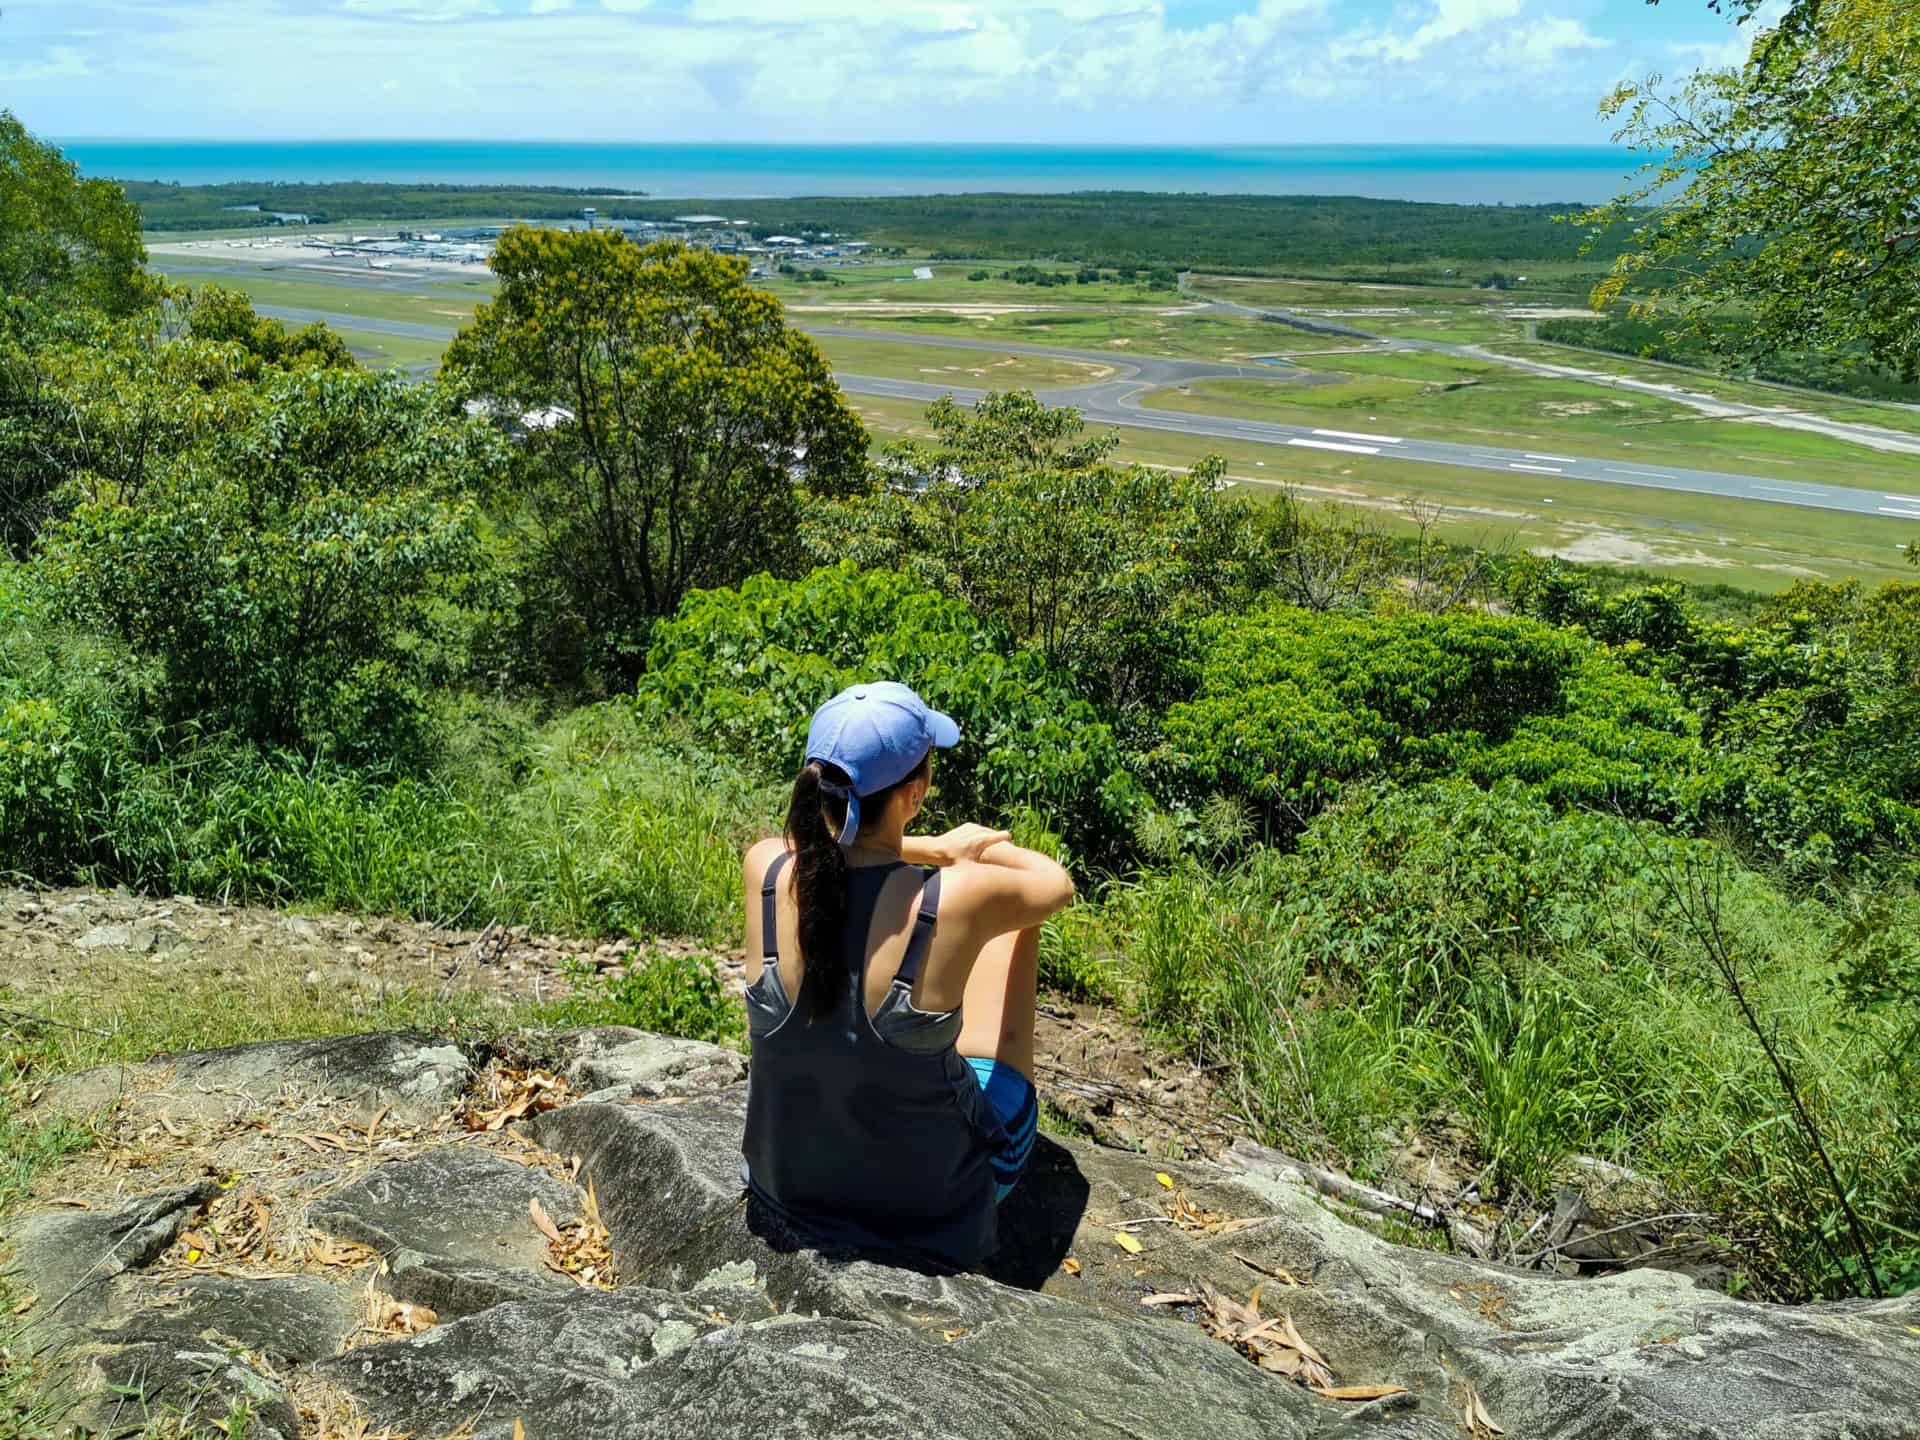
(0, 886), (1234, 1162)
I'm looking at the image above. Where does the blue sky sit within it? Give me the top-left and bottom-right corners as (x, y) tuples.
(2, 0), (1780, 144)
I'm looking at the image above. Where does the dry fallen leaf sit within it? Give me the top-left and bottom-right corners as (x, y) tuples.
(1060, 1257), (1082, 1276)
(1232, 1252), (1305, 1286)
(307, 1235), (378, 1269)
(1113, 1231), (1144, 1255)
(1465, 1388), (1506, 1438)
(1315, 1384), (1408, 1402)
(941, 1327), (968, 1342)
(369, 1294), (437, 1335)
(463, 1067), (570, 1132)
(1139, 1293), (1199, 1307)
(513, 1421), (525, 1440)
(528, 1197), (565, 1245)
(1193, 1283), (1336, 1392)
(11, 1295), (36, 1316)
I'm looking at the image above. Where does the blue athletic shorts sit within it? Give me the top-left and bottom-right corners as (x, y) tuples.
(967, 1056), (1038, 1202)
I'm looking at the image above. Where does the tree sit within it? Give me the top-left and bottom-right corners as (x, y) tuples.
(447, 229), (868, 678)
(0, 111), (152, 316)
(806, 391), (1263, 715)
(42, 368), (507, 761)
(1580, 1), (1920, 379)
(0, 288), (358, 558)
(182, 284), (357, 376)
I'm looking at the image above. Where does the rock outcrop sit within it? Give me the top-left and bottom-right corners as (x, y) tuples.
(4, 1027), (1916, 1439)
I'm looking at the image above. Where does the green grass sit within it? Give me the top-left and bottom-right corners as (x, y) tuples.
(329, 326), (448, 372)
(161, 268), (487, 330)
(811, 334), (1120, 388)
(823, 305), (1365, 361)
(763, 262), (1176, 309)
(1144, 367), (1920, 494)
(848, 391), (1914, 592)
(1050, 783), (1920, 1300)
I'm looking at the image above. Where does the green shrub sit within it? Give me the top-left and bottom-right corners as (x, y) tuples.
(1157, 603), (1702, 832)
(637, 563), (1146, 863)
(41, 368), (507, 762)
(543, 949), (742, 1047)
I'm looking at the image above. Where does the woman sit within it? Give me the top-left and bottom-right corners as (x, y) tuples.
(740, 681), (1076, 1268)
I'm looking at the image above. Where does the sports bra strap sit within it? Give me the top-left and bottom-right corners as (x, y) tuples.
(893, 869), (943, 989)
(760, 851), (791, 963)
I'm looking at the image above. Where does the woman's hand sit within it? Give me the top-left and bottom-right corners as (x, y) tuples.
(905, 823), (1012, 867)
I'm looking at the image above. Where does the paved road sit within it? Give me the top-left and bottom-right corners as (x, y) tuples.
(253, 303), (1920, 526)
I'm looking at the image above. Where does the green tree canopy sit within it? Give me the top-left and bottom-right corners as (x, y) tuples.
(0, 111), (151, 316)
(447, 229), (868, 679)
(42, 369), (508, 760)
(806, 391), (1263, 716)
(1584, 0), (1920, 379)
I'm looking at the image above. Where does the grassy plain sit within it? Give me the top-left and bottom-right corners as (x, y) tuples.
(847, 391), (1913, 591)
(1145, 358), (1920, 494)
(810, 305), (1362, 360)
(810, 334), (1117, 388)
(151, 250), (1919, 588)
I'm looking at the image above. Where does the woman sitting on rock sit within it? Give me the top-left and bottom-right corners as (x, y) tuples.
(740, 681), (1075, 1267)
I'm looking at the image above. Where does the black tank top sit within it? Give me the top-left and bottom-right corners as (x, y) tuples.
(741, 854), (1008, 1267)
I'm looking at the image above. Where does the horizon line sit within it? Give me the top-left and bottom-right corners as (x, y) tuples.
(52, 136), (1635, 153)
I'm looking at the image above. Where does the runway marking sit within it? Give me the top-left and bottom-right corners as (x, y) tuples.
(1756, 483), (1827, 496)
(1886, 493), (1920, 504)
(1509, 463), (1563, 475)
(1312, 428), (1403, 445)
(1524, 453), (1578, 463)
(1288, 438), (1381, 456)
(1603, 466), (1677, 480)
(1879, 506), (1920, 519)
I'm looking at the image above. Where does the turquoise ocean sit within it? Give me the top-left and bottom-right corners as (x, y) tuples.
(56, 141), (1642, 206)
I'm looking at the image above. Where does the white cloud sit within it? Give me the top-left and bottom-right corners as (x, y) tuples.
(0, 44), (91, 83)
(1671, 0), (1790, 70)
(339, 0), (502, 19)
(1492, 16), (1611, 69)
(0, 0), (1640, 143)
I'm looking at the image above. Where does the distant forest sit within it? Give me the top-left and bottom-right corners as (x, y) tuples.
(124, 180), (1626, 277)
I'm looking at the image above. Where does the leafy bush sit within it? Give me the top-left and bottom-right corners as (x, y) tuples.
(1505, 565), (1920, 871)
(637, 563), (1146, 864)
(42, 368), (507, 762)
(543, 949), (742, 1047)
(807, 392), (1263, 720)
(1157, 603), (1702, 832)
(1065, 778), (1919, 1294)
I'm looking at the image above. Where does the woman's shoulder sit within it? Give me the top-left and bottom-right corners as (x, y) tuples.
(742, 837), (789, 890)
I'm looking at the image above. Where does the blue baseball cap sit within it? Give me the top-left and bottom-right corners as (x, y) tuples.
(806, 682), (960, 845)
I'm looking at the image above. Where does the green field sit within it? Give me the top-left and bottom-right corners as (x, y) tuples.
(159, 267), (488, 329)
(804, 305), (1363, 361)
(811, 334), (1119, 388)
(846, 391), (1914, 591)
(147, 249), (1920, 590)
(1143, 353), (1920, 494)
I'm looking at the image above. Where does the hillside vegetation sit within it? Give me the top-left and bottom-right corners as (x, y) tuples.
(4, 112), (1919, 1309)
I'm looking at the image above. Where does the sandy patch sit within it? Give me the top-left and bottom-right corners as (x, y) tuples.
(1541, 401), (1607, 417)
(788, 302), (1059, 315)
(1536, 528), (1733, 568)
(1508, 308), (1607, 321)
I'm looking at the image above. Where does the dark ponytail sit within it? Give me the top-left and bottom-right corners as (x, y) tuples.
(785, 760), (850, 1022)
(781, 750), (933, 1023)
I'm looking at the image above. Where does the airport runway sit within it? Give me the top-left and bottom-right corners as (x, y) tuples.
(251, 303), (1920, 526)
